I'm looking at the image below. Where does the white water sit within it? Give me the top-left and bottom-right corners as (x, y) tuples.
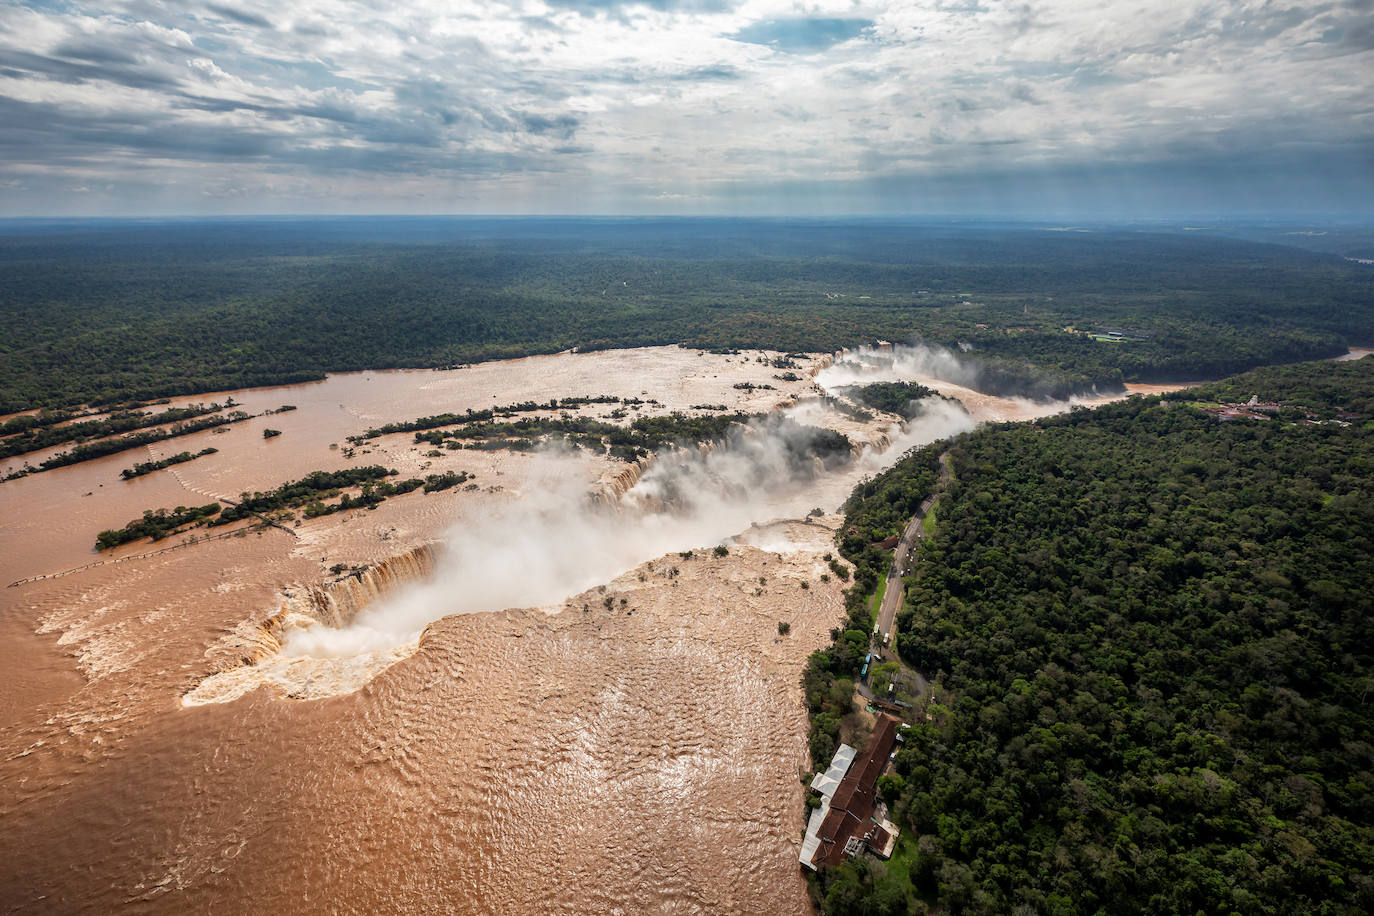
(282, 398), (978, 658)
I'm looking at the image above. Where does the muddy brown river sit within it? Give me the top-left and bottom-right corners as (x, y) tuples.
(0, 346), (1181, 914)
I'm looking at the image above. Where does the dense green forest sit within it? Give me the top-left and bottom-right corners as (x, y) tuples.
(1, 219), (1370, 412)
(1166, 358), (1374, 417)
(814, 357), (1373, 915)
(847, 382), (941, 417)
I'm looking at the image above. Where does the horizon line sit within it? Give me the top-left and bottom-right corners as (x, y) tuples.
(2, 213), (1372, 226)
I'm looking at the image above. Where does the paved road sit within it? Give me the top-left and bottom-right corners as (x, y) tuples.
(874, 451), (951, 644)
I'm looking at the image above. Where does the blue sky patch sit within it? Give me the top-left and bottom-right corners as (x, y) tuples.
(731, 17), (874, 52)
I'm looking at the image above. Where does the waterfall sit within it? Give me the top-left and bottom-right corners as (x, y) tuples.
(287, 544), (439, 628)
(211, 544), (440, 668)
(809, 353), (836, 375)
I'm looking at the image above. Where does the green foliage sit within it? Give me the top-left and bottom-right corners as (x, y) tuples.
(2, 222), (1369, 413)
(119, 447), (217, 479)
(842, 445), (942, 557)
(2, 406), (251, 481)
(20, 410), (251, 477)
(95, 503), (221, 550)
(387, 408), (854, 473)
(360, 395), (627, 439)
(262, 428), (282, 438)
(627, 411), (749, 448)
(1169, 357), (1374, 418)
(847, 381), (939, 417)
(830, 357), (1374, 915)
(214, 466), (399, 524)
(420, 470), (472, 493)
(97, 465), (436, 546)
(0, 401), (231, 461)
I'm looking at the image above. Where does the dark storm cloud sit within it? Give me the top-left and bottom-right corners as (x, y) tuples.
(0, 93), (280, 164)
(0, 87), (540, 180)
(49, 40), (141, 66)
(0, 46), (181, 90)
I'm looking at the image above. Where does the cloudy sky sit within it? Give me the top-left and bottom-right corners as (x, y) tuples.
(1, 0), (1370, 217)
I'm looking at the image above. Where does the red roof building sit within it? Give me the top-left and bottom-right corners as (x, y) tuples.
(801, 715), (901, 870)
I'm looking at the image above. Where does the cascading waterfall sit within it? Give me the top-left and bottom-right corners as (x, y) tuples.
(290, 544), (438, 629)
(207, 543), (439, 669)
(590, 455), (654, 507)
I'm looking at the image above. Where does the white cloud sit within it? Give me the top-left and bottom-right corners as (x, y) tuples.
(0, 0), (1368, 214)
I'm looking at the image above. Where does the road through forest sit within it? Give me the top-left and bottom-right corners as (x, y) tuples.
(874, 450), (952, 643)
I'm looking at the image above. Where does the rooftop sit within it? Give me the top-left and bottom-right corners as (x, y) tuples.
(801, 715), (901, 871)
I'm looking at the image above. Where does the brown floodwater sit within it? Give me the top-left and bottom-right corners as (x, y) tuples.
(1332, 347), (1373, 362)
(0, 346), (1186, 914)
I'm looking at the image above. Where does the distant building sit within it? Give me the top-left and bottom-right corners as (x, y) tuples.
(800, 716), (901, 870)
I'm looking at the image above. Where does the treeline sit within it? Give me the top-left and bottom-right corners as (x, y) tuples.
(214, 466), (401, 525)
(7, 410), (252, 480)
(299, 470), (476, 518)
(95, 503), (222, 550)
(800, 544), (888, 770)
(840, 445), (944, 559)
(0, 401), (231, 461)
(95, 465), (480, 549)
(800, 444), (943, 772)
(120, 448), (217, 479)
(814, 357), (1374, 914)
(628, 412), (754, 450)
(404, 410), (757, 461)
(399, 408), (853, 467)
(1166, 357), (1374, 417)
(847, 381), (939, 417)
(2, 221), (1370, 412)
(358, 395), (632, 439)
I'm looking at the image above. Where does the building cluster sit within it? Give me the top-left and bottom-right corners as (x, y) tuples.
(1197, 395), (1362, 425)
(800, 715), (902, 871)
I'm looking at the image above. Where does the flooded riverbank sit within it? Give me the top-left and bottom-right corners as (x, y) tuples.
(0, 345), (1190, 914)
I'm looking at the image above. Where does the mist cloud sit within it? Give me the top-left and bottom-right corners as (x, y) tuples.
(275, 342), (1153, 663)
(281, 398), (976, 658)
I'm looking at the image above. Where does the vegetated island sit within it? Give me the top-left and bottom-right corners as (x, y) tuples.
(1, 400), (233, 461)
(845, 381), (942, 418)
(1, 402), (300, 482)
(119, 447), (218, 480)
(358, 404), (853, 466)
(96, 408), (857, 551)
(2, 220), (1371, 413)
(804, 356), (1373, 915)
(93, 466), (475, 550)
